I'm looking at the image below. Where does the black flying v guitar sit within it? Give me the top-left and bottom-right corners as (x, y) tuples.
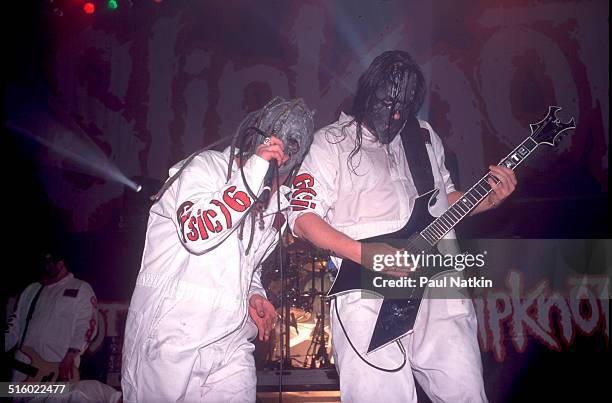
(327, 106), (575, 353)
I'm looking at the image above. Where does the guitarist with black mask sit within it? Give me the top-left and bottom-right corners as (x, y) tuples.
(288, 50), (516, 402)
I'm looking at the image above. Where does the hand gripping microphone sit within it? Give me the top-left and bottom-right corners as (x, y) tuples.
(259, 159), (278, 207)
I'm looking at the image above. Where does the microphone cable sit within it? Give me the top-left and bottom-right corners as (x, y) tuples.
(274, 167), (286, 403)
(235, 129), (287, 402)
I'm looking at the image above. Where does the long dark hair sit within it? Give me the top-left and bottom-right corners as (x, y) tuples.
(343, 50), (426, 171)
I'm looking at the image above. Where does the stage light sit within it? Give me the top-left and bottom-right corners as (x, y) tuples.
(83, 2), (95, 14)
(108, 0), (118, 10)
(135, 184), (143, 193)
(6, 86), (147, 194)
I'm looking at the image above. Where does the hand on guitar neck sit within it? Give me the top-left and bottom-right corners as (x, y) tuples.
(453, 165), (517, 215)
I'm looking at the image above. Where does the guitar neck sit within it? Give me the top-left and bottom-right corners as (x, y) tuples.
(11, 358), (38, 378)
(420, 136), (540, 245)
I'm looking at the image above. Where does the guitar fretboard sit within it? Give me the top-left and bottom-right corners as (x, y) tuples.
(420, 137), (540, 245)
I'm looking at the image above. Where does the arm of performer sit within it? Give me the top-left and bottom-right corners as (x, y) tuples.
(293, 213), (361, 264)
(60, 283), (97, 381)
(173, 136), (288, 254)
(248, 267), (276, 342)
(288, 131), (363, 264)
(427, 125), (517, 216)
(4, 286), (37, 352)
(291, 129), (517, 266)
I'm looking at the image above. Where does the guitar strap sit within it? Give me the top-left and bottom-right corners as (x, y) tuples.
(18, 284), (44, 350)
(400, 116), (435, 196)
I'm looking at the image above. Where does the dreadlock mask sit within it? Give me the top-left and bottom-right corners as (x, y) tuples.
(352, 51), (426, 145)
(229, 98), (314, 256)
(236, 97), (315, 177)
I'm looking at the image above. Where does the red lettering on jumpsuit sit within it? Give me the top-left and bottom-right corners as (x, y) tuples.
(291, 173), (318, 211)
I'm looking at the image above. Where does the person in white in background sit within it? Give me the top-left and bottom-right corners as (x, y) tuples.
(121, 97), (314, 403)
(5, 249), (98, 382)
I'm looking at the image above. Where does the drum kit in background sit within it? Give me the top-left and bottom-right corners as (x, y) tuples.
(256, 234), (335, 370)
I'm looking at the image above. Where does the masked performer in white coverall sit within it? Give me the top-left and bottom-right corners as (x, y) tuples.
(288, 51), (518, 402)
(121, 97), (314, 403)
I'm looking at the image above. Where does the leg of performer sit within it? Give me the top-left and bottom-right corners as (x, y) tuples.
(193, 321), (259, 402)
(331, 293), (418, 403)
(408, 294), (488, 403)
(122, 335), (201, 403)
(122, 287), (210, 403)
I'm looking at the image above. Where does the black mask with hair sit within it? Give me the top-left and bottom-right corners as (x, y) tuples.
(350, 50), (426, 153)
(364, 63), (419, 144)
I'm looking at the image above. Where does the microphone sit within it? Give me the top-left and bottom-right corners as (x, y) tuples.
(259, 160), (278, 207)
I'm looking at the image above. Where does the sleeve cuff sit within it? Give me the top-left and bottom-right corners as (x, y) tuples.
(287, 209), (325, 238)
(244, 154), (270, 189)
(248, 288), (267, 300)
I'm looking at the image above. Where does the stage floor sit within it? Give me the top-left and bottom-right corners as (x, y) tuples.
(257, 391), (340, 403)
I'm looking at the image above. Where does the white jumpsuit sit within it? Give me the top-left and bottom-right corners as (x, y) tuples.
(5, 273), (98, 381)
(121, 148), (288, 403)
(288, 113), (487, 402)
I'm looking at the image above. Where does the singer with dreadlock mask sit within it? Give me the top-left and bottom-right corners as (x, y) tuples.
(122, 97), (314, 403)
(288, 51), (517, 402)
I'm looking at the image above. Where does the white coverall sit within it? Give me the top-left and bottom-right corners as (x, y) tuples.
(122, 148), (288, 403)
(288, 113), (487, 402)
(5, 273), (98, 381)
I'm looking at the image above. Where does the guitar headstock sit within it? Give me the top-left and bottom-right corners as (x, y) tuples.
(529, 106), (575, 147)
